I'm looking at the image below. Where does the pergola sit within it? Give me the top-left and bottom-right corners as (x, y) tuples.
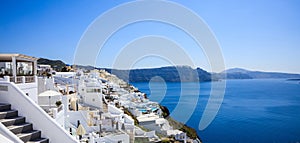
(0, 54), (38, 83)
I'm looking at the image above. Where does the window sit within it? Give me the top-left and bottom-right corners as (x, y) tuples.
(87, 89), (94, 93)
(0, 62), (12, 76)
(86, 88), (101, 93)
(17, 61), (33, 76)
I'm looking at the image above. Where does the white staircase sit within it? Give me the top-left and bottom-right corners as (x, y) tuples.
(0, 81), (78, 143)
(0, 103), (49, 143)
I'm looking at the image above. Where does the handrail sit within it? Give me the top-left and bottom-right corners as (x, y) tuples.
(0, 81), (78, 143)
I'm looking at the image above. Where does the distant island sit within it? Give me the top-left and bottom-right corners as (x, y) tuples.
(38, 58), (300, 82)
(216, 68), (300, 79)
(286, 78), (300, 81)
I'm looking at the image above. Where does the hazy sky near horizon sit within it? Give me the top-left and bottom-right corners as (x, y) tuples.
(1, 0), (300, 73)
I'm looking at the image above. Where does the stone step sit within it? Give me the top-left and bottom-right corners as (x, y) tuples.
(7, 122), (33, 134)
(17, 130), (41, 142)
(0, 103), (11, 112)
(26, 138), (49, 143)
(0, 110), (18, 119)
(0, 103), (50, 143)
(0, 116), (26, 126)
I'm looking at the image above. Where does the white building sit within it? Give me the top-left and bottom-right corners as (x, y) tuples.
(0, 54), (38, 103)
(37, 64), (56, 76)
(0, 54), (78, 143)
(78, 77), (103, 110)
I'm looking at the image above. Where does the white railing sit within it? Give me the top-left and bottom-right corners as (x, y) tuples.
(0, 81), (78, 143)
(16, 76), (22, 83)
(3, 76), (35, 84)
(25, 76), (35, 83)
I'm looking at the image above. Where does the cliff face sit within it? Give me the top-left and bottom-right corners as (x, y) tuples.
(104, 66), (212, 82)
(37, 58), (66, 71)
(38, 57), (300, 81)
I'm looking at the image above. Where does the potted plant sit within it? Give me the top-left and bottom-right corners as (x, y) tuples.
(55, 100), (62, 107)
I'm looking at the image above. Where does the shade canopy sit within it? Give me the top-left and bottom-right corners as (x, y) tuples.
(38, 90), (62, 106)
(76, 124), (86, 135)
(39, 90), (62, 97)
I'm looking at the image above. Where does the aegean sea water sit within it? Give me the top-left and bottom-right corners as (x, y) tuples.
(131, 79), (300, 143)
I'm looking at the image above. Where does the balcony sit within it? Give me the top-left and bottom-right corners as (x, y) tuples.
(0, 54), (38, 84)
(4, 76), (36, 84)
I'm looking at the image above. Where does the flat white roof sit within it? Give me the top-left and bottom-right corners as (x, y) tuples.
(137, 113), (159, 122)
(0, 53), (38, 61)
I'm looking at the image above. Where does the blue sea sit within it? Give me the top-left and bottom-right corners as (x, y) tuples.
(131, 79), (300, 143)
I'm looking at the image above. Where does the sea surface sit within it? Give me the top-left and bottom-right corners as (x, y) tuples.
(131, 79), (300, 143)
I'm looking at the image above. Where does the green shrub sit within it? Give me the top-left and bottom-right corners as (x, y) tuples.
(55, 101), (62, 107)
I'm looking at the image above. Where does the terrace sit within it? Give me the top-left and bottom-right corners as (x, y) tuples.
(0, 54), (38, 83)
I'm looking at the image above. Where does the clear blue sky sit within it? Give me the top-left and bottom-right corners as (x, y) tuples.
(1, 0), (300, 73)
